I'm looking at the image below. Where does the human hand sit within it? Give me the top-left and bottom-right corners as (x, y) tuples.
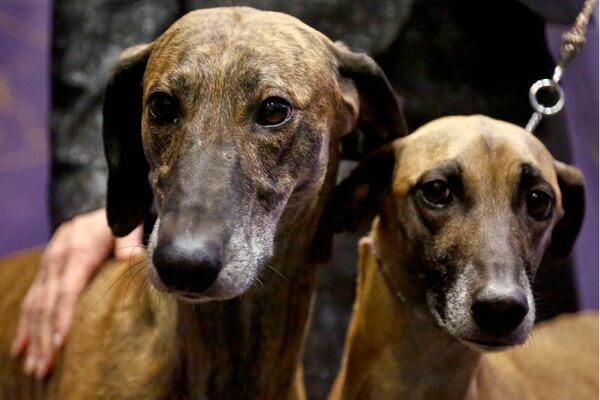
(10, 208), (144, 378)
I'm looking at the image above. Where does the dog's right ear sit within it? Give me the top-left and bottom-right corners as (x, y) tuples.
(326, 144), (397, 233)
(103, 44), (153, 237)
(548, 160), (585, 258)
(333, 42), (408, 160)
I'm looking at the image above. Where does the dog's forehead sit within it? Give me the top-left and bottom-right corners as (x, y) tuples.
(392, 115), (559, 193)
(145, 8), (334, 94)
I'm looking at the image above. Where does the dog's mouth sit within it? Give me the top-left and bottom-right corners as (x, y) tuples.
(154, 276), (254, 304)
(462, 338), (512, 352)
(459, 333), (528, 352)
(177, 292), (206, 302)
(147, 259), (261, 304)
(168, 287), (238, 304)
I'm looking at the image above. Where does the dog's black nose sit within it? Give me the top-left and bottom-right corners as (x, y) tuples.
(152, 239), (222, 294)
(471, 289), (529, 334)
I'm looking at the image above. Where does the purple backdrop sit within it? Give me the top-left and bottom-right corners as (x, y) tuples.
(547, 22), (599, 310)
(0, 0), (597, 309)
(0, 0), (50, 254)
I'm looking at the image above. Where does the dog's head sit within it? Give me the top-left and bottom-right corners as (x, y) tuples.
(102, 7), (405, 302)
(333, 115), (585, 350)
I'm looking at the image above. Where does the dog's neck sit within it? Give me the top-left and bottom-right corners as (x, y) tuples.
(169, 155), (340, 399)
(333, 219), (493, 400)
(175, 212), (318, 398)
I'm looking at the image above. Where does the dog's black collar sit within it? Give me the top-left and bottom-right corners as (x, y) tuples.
(371, 241), (407, 305)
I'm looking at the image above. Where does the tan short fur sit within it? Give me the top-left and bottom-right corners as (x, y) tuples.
(330, 115), (598, 400)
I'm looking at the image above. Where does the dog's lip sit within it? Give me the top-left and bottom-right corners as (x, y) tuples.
(173, 288), (235, 303)
(180, 293), (201, 298)
(173, 292), (209, 303)
(462, 338), (514, 351)
(470, 339), (507, 347)
(178, 292), (205, 299)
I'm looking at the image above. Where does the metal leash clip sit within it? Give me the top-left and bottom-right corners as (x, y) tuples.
(526, 0), (597, 133)
(526, 78), (565, 132)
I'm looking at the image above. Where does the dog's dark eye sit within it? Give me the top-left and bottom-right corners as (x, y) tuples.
(148, 92), (179, 125)
(257, 97), (292, 126)
(526, 190), (553, 220)
(422, 180), (452, 207)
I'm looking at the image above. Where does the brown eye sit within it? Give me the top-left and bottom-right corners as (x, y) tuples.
(422, 180), (452, 207)
(257, 97), (291, 126)
(526, 190), (552, 220)
(148, 92), (179, 125)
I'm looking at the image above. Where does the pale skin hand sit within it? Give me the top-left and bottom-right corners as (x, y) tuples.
(10, 208), (144, 379)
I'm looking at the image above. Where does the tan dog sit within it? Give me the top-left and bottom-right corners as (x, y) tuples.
(0, 7), (407, 399)
(329, 115), (597, 400)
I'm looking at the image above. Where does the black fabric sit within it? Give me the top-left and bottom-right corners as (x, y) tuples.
(186, 0), (415, 54)
(50, 0), (181, 229)
(377, 0), (573, 162)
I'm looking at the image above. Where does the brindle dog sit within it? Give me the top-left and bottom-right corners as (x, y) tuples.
(0, 7), (406, 399)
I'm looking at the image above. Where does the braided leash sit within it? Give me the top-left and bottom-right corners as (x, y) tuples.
(526, 0), (598, 132)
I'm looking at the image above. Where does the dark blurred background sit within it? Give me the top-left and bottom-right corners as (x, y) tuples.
(0, 0), (597, 398)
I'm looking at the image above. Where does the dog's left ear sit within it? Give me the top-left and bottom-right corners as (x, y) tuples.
(327, 144), (397, 233)
(313, 143), (397, 261)
(549, 161), (585, 258)
(333, 42), (408, 159)
(103, 44), (153, 237)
